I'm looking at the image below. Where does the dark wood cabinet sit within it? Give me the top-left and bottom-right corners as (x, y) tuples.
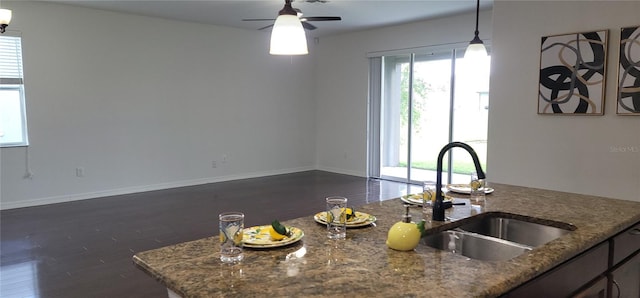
(574, 277), (607, 298)
(505, 242), (608, 298)
(609, 222), (640, 298)
(504, 221), (640, 298)
(611, 223), (640, 265)
(609, 253), (640, 298)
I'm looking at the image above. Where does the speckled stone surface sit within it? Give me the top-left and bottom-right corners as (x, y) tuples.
(133, 184), (640, 297)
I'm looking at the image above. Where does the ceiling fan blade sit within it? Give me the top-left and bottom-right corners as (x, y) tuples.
(258, 24), (275, 30)
(304, 16), (341, 21)
(301, 22), (317, 30)
(243, 18), (276, 21)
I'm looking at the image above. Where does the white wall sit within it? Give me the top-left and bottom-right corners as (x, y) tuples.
(3, 1), (636, 209)
(313, 1), (639, 202)
(0, 1), (317, 209)
(314, 10), (493, 176)
(488, 1), (639, 201)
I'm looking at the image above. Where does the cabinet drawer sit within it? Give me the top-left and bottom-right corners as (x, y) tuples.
(572, 276), (607, 298)
(610, 252), (640, 298)
(507, 242), (609, 298)
(612, 222), (640, 265)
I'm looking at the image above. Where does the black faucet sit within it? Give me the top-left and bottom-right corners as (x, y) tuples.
(433, 142), (486, 221)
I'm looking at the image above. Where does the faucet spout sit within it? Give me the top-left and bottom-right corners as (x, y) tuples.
(433, 142), (485, 221)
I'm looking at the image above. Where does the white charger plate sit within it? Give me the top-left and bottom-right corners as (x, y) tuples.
(446, 184), (495, 194)
(400, 193), (452, 206)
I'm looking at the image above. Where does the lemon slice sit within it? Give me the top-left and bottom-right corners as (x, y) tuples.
(344, 207), (356, 222)
(268, 226), (287, 241)
(327, 208), (346, 224)
(221, 224), (243, 245)
(470, 180), (482, 190)
(423, 189), (435, 203)
(270, 220), (289, 241)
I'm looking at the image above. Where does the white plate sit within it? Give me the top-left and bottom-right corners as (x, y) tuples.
(446, 184), (495, 194)
(242, 225), (304, 248)
(400, 193), (452, 206)
(313, 211), (376, 228)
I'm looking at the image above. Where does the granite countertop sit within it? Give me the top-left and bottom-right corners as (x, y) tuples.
(133, 184), (640, 297)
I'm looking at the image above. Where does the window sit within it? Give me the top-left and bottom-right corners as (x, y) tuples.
(368, 44), (491, 185)
(0, 34), (28, 147)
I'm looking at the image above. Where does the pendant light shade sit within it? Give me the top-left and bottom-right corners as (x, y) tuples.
(270, 14), (308, 55)
(0, 8), (11, 33)
(465, 38), (487, 60)
(464, 0), (486, 59)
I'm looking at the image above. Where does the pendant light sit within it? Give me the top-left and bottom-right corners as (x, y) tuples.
(0, 6), (11, 33)
(269, 0), (308, 55)
(464, 0), (486, 60)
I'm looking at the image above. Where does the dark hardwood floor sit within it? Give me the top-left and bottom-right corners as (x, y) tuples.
(1, 171), (415, 298)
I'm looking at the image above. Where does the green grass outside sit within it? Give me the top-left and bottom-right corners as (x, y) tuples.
(398, 160), (486, 175)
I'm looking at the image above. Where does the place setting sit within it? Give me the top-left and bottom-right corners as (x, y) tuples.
(218, 212), (306, 264)
(446, 183), (494, 194)
(400, 192), (455, 206)
(313, 196), (377, 230)
(449, 171), (494, 194)
(400, 181), (455, 207)
(218, 195), (376, 263)
(402, 173), (494, 209)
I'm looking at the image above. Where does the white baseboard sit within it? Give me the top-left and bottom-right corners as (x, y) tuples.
(0, 166), (317, 210)
(315, 166), (366, 178)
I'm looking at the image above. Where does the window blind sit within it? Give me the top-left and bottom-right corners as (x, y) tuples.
(0, 34), (29, 147)
(0, 35), (24, 85)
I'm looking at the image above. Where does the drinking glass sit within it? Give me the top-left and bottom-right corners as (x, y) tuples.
(470, 172), (485, 203)
(423, 181), (436, 216)
(219, 212), (244, 263)
(326, 196), (348, 239)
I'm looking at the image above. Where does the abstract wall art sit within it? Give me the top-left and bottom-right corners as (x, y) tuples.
(617, 25), (640, 115)
(538, 30), (608, 115)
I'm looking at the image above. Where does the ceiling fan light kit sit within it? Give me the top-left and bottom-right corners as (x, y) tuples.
(269, 0), (308, 55)
(0, 7), (11, 33)
(244, 0), (341, 55)
(464, 0), (487, 60)
(270, 14), (308, 55)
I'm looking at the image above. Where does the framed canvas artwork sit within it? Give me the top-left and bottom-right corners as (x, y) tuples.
(538, 30), (608, 115)
(617, 25), (640, 115)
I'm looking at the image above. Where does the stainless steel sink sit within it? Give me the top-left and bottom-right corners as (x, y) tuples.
(457, 215), (574, 247)
(423, 213), (575, 261)
(423, 230), (532, 261)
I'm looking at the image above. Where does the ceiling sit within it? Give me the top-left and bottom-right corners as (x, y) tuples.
(46, 0), (493, 37)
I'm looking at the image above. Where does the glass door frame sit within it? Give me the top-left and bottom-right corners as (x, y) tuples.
(368, 42), (488, 186)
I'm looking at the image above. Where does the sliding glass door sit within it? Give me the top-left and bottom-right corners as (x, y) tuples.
(370, 47), (490, 185)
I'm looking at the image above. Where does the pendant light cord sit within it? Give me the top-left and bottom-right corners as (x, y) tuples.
(24, 146), (34, 179)
(474, 0), (480, 37)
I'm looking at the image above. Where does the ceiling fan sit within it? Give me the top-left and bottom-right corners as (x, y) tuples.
(242, 0), (341, 31)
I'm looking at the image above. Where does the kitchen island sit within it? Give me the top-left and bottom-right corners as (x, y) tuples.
(132, 183), (640, 297)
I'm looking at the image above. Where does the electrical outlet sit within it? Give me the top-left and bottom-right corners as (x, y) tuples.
(222, 154), (228, 163)
(76, 167), (85, 177)
(211, 160), (217, 168)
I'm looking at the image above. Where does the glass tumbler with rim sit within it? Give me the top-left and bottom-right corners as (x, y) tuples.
(470, 172), (485, 203)
(326, 196), (348, 239)
(423, 181), (436, 218)
(219, 212), (244, 263)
